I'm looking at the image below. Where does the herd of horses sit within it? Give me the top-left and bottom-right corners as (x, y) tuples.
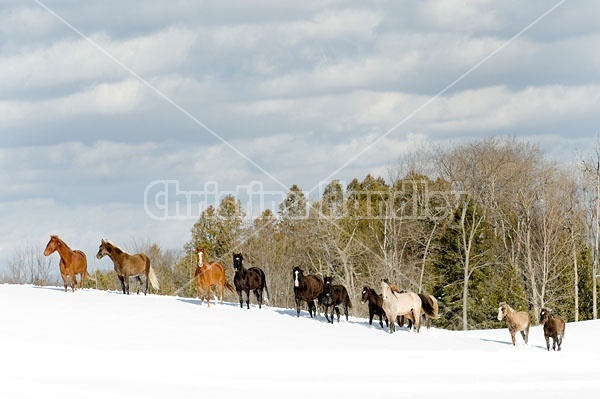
(42, 235), (566, 349)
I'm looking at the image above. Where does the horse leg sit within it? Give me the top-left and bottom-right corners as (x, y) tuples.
(135, 276), (143, 295)
(61, 272), (68, 292)
(70, 271), (77, 292)
(295, 297), (301, 317)
(344, 303), (348, 322)
(545, 335), (550, 351)
(206, 285), (212, 308)
(334, 306), (340, 323)
(368, 310), (374, 326)
(510, 331), (517, 346)
(117, 275), (126, 295)
(245, 289), (250, 309)
(308, 300), (316, 318)
(144, 272), (149, 295)
(254, 288), (262, 309)
(237, 289), (244, 308)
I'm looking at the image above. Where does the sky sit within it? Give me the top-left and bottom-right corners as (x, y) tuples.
(1, 0), (600, 269)
(1, 283), (599, 398)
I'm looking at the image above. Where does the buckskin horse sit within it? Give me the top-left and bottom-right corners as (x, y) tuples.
(233, 252), (269, 309)
(44, 235), (92, 292)
(497, 302), (530, 346)
(195, 248), (235, 307)
(96, 239), (159, 295)
(380, 279), (422, 333)
(293, 266), (323, 318)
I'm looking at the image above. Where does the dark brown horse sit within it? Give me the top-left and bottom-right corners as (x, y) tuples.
(195, 248), (235, 307)
(320, 276), (352, 323)
(233, 253), (269, 309)
(44, 235), (92, 292)
(361, 286), (389, 329)
(539, 307), (565, 351)
(293, 266), (323, 318)
(96, 239), (159, 295)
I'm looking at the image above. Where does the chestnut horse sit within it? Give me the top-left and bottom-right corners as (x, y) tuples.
(96, 239), (159, 295)
(497, 302), (530, 346)
(380, 279), (422, 333)
(43, 235), (92, 292)
(195, 248), (235, 307)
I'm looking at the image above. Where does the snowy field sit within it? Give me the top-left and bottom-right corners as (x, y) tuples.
(0, 284), (598, 399)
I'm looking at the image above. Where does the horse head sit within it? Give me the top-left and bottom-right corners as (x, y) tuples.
(380, 279), (389, 300)
(43, 235), (59, 256)
(233, 252), (244, 272)
(321, 276), (334, 305)
(96, 239), (111, 259)
(196, 248), (206, 266)
(360, 286), (370, 304)
(497, 302), (509, 321)
(293, 266), (303, 287)
(539, 307), (553, 323)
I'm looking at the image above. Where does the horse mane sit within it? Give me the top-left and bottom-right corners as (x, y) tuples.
(103, 239), (125, 256)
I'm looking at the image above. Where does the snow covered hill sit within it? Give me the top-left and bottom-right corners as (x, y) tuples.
(0, 284), (598, 398)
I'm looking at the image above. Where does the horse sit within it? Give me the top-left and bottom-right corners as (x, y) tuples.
(292, 266), (323, 318)
(320, 276), (352, 323)
(96, 239), (159, 295)
(233, 252), (269, 309)
(361, 286), (389, 329)
(497, 302), (530, 346)
(43, 235), (92, 292)
(195, 248), (235, 307)
(539, 307), (565, 351)
(380, 279), (422, 333)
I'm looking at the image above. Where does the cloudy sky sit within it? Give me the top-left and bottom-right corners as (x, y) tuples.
(1, 0), (599, 270)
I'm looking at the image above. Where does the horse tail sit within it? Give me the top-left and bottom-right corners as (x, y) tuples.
(86, 271), (97, 281)
(224, 281), (236, 294)
(419, 293), (438, 319)
(148, 267), (160, 291)
(263, 281), (270, 305)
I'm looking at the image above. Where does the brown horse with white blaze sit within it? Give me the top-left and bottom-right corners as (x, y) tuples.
(44, 235), (92, 292)
(96, 239), (159, 295)
(195, 248), (235, 307)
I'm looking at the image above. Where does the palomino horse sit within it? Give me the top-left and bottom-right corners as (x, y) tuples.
(233, 253), (269, 309)
(293, 266), (323, 318)
(195, 248), (235, 307)
(43, 235), (92, 292)
(96, 239), (159, 295)
(497, 302), (530, 346)
(380, 279), (422, 333)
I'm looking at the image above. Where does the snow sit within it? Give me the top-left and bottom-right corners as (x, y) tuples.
(1, 284), (598, 399)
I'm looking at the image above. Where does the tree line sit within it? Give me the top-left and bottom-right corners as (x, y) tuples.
(5, 136), (600, 330)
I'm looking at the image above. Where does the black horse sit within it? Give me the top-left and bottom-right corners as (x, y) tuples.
(233, 253), (269, 309)
(293, 266), (323, 318)
(360, 286), (388, 328)
(320, 276), (352, 323)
